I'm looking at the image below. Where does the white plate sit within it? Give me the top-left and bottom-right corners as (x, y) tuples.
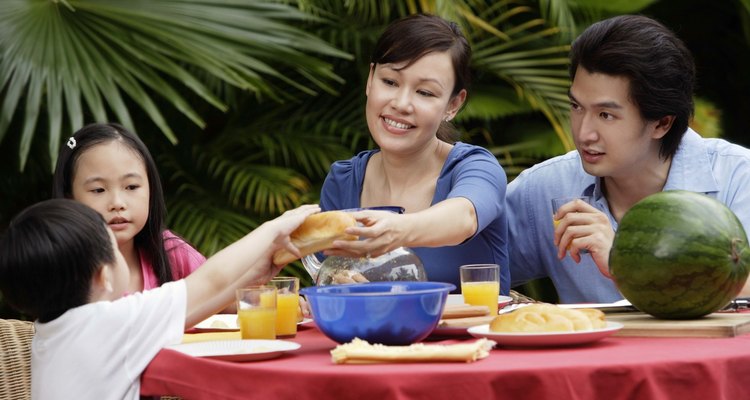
(558, 299), (637, 313)
(167, 339), (301, 362)
(467, 321), (623, 347)
(193, 314), (314, 332)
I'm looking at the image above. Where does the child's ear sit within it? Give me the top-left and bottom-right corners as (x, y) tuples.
(95, 265), (114, 294)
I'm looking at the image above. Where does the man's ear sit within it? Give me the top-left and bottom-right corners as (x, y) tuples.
(651, 115), (676, 139)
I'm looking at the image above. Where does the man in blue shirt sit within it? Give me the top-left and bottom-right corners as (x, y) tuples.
(507, 15), (750, 303)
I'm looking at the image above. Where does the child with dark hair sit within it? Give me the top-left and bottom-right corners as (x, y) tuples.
(53, 122), (204, 292)
(0, 198), (318, 399)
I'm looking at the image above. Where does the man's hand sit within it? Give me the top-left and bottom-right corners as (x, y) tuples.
(553, 199), (615, 278)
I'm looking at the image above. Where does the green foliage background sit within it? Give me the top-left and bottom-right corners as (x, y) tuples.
(2, 0), (749, 318)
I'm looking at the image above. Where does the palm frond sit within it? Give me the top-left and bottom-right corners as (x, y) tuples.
(739, 0), (750, 44)
(0, 0), (349, 171)
(167, 197), (259, 256)
(464, 1), (575, 150)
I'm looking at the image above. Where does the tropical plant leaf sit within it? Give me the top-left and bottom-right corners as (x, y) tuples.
(0, 0), (350, 171)
(571, 0), (658, 15)
(465, 1), (576, 150)
(460, 85), (535, 120)
(167, 197), (259, 256)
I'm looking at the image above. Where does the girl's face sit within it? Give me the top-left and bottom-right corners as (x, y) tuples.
(71, 141), (150, 249)
(365, 51), (466, 155)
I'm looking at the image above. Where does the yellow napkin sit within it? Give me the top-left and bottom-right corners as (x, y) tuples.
(331, 338), (496, 364)
(182, 331), (241, 343)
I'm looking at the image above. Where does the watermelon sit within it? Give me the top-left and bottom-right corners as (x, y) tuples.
(609, 190), (750, 319)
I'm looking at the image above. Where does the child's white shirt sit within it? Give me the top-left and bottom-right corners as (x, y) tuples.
(31, 280), (186, 400)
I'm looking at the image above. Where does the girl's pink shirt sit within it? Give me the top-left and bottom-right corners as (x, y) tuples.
(139, 230), (206, 290)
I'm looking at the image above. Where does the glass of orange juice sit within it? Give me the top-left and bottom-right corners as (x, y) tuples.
(459, 264), (500, 315)
(236, 286), (276, 339)
(269, 276), (300, 338)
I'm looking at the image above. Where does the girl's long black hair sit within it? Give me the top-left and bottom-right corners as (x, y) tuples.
(52, 122), (174, 285)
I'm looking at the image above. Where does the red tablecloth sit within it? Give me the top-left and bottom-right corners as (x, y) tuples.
(141, 323), (750, 400)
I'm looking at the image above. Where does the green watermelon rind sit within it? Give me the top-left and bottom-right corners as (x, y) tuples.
(610, 190), (750, 319)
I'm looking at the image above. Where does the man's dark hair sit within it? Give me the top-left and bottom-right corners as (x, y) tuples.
(570, 15), (695, 159)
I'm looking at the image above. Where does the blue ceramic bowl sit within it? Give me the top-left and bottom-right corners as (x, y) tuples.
(300, 281), (455, 345)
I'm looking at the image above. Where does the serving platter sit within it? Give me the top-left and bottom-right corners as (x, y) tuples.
(467, 321), (623, 347)
(167, 339), (301, 362)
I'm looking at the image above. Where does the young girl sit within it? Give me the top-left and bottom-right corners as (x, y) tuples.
(0, 199), (318, 399)
(52, 123), (205, 293)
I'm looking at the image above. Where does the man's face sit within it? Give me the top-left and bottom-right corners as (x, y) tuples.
(568, 66), (667, 179)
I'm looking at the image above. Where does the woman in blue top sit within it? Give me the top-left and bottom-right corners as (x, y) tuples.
(320, 14), (509, 294)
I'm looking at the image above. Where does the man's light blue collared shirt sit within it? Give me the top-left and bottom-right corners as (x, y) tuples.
(506, 129), (750, 303)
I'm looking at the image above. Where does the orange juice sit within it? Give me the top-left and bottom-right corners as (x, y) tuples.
(237, 308), (276, 339)
(461, 281), (499, 315)
(260, 291), (276, 308)
(275, 292), (299, 337)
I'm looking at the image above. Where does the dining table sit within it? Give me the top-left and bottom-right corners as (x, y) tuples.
(141, 313), (750, 400)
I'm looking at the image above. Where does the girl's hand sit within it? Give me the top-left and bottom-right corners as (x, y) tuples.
(268, 205), (320, 266)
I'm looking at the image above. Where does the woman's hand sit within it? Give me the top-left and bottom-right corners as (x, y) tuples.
(553, 199), (615, 278)
(326, 210), (408, 258)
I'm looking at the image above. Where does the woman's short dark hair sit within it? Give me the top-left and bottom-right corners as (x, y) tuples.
(371, 13), (472, 143)
(52, 122), (174, 284)
(0, 199), (115, 322)
(569, 15), (695, 159)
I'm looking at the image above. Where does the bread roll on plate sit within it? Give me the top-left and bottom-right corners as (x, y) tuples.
(272, 211), (358, 265)
(489, 304), (606, 333)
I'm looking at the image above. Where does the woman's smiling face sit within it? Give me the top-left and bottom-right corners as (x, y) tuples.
(365, 51), (465, 155)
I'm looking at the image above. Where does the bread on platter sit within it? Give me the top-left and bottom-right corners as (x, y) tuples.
(489, 304), (606, 333)
(272, 211), (358, 265)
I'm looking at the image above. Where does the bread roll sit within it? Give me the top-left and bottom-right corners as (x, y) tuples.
(272, 211), (358, 265)
(489, 304), (606, 333)
(576, 308), (607, 329)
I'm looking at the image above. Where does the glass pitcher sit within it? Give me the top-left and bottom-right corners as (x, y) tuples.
(300, 207), (428, 285)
